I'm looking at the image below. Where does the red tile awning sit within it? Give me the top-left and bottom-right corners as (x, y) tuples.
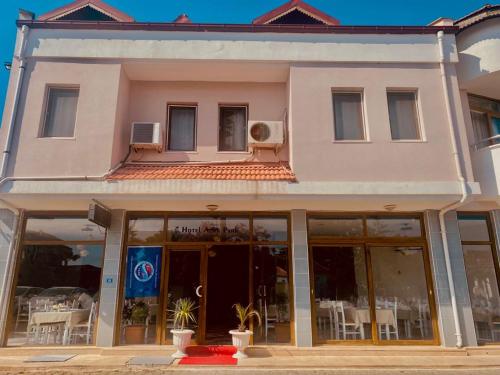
(107, 162), (296, 182)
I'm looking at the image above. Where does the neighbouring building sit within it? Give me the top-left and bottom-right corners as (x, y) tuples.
(0, 0), (498, 348)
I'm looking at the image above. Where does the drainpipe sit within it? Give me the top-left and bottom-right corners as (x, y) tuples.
(0, 25), (30, 180)
(0, 200), (21, 344)
(437, 30), (469, 348)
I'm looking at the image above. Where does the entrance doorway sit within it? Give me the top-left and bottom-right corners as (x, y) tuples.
(163, 245), (249, 344)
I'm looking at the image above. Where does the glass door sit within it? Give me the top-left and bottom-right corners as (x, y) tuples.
(311, 245), (373, 343)
(162, 247), (207, 344)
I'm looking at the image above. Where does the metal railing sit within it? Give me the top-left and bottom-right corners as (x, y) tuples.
(472, 134), (500, 151)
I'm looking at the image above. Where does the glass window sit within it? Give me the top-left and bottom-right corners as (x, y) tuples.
(458, 214), (490, 242)
(332, 92), (365, 140)
(167, 216), (250, 242)
(25, 217), (105, 242)
(370, 246), (433, 341)
(167, 106), (196, 151)
(42, 87), (79, 137)
(253, 245), (291, 344)
(120, 246), (163, 345)
(387, 91), (420, 140)
(128, 218), (164, 244)
(8, 242), (104, 346)
(462, 245), (500, 343)
(366, 216), (421, 238)
(253, 216), (288, 242)
(468, 95), (500, 148)
(312, 246), (371, 341)
(218, 106), (247, 151)
(308, 217), (364, 238)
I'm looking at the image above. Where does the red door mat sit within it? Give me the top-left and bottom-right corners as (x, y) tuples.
(179, 345), (238, 365)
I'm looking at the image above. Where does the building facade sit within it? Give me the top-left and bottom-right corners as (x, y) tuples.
(0, 0), (498, 348)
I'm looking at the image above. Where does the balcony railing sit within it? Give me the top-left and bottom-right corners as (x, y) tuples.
(472, 134), (500, 151)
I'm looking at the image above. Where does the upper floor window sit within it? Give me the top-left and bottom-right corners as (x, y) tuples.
(41, 87), (79, 138)
(469, 95), (500, 149)
(167, 105), (197, 151)
(332, 91), (365, 141)
(387, 91), (421, 140)
(218, 106), (248, 152)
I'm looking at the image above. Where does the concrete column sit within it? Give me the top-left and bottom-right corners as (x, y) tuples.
(96, 210), (126, 347)
(0, 209), (19, 344)
(291, 209), (313, 347)
(424, 210), (477, 347)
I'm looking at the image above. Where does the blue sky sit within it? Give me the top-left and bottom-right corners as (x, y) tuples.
(0, 0), (490, 120)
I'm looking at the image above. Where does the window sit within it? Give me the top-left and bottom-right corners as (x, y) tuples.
(458, 213), (500, 344)
(469, 95), (500, 149)
(7, 216), (105, 347)
(387, 91), (420, 140)
(332, 92), (365, 140)
(167, 105), (196, 151)
(41, 87), (79, 137)
(218, 106), (248, 151)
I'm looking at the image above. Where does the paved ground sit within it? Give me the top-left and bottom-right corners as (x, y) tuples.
(1, 346), (500, 374)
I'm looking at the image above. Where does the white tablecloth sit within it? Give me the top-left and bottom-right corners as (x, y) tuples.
(30, 309), (90, 328)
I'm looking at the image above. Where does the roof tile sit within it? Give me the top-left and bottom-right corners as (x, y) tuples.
(107, 162), (296, 182)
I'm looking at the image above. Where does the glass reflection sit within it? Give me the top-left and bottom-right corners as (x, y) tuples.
(25, 217), (105, 242)
(8, 244), (103, 346)
(370, 246), (433, 341)
(312, 246), (371, 341)
(458, 215), (490, 242)
(253, 245), (291, 344)
(253, 217), (288, 242)
(167, 217), (249, 242)
(308, 217), (364, 237)
(463, 245), (500, 343)
(366, 216), (421, 237)
(128, 218), (164, 244)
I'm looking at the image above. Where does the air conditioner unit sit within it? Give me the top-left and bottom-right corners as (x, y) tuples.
(247, 121), (284, 148)
(130, 122), (162, 152)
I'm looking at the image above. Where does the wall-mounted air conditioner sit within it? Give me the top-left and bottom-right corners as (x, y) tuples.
(130, 122), (162, 152)
(247, 121), (284, 148)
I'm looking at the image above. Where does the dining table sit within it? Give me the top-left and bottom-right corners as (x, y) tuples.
(29, 309), (90, 345)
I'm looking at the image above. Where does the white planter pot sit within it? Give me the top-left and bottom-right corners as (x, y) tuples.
(170, 329), (194, 358)
(229, 330), (252, 359)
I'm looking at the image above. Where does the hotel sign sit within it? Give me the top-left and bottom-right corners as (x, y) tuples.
(168, 216), (250, 242)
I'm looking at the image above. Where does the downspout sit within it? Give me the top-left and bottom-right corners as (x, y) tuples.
(0, 200), (21, 344)
(437, 30), (468, 348)
(0, 25), (30, 180)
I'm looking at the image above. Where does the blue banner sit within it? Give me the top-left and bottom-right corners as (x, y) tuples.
(125, 246), (162, 298)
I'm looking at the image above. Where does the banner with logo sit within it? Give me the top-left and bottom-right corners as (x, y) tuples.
(125, 246), (162, 298)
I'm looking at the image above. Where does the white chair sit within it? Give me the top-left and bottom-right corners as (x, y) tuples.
(335, 301), (363, 340)
(69, 302), (97, 345)
(378, 298), (399, 340)
(14, 296), (30, 332)
(414, 300), (428, 339)
(264, 304), (278, 342)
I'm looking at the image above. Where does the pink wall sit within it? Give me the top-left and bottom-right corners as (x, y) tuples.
(7, 60), (123, 177)
(126, 81), (288, 163)
(289, 63), (473, 182)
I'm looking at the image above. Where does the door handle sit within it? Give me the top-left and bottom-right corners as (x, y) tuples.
(195, 285), (203, 298)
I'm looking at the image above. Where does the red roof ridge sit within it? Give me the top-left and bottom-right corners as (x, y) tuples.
(38, 0), (134, 22)
(253, 0), (339, 26)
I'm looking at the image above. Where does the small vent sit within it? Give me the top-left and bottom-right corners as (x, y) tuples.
(132, 123), (155, 143)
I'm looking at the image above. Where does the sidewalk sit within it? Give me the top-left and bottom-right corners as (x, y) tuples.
(1, 345), (500, 374)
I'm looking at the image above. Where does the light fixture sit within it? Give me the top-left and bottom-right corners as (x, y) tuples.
(384, 204), (397, 211)
(4, 62), (11, 71)
(206, 204), (218, 211)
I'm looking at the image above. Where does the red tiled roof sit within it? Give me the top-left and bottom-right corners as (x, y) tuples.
(173, 14), (192, 24)
(455, 4), (500, 31)
(38, 0), (134, 22)
(253, 0), (339, 26)
(108, 163), (296, 182)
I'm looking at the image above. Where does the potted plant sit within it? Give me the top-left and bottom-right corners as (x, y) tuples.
(229, 303), (261, 359)
(123, 301), (149, 345)
(170, 298), (197, 358)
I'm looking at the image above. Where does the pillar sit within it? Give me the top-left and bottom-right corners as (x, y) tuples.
(291, 209), (313, 347)
(96, 209), (126, 347)
(424, 210), (477, 347)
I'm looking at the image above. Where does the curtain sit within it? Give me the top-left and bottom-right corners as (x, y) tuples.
(333, 93), (364, 140)
(470, 111), (491, 147)
(219, 107), (247, 151)
(168, 107), (196, 151)
(43, 88), (79, 137)
(387, 92), (419, 140)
